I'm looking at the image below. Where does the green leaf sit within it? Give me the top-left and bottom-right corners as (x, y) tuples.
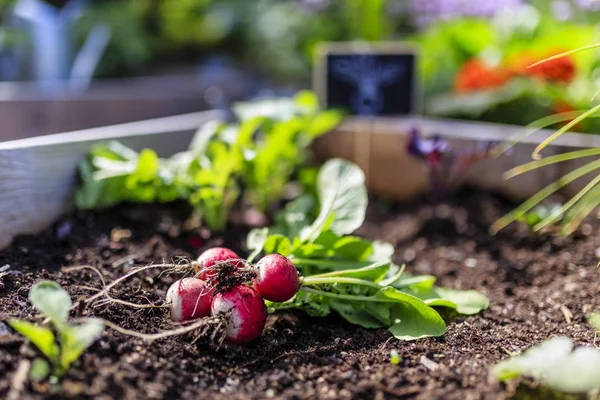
(246, 227), (269, 263)
(268, 290), (331, 317)
(307, 110), (344, 138)
(434, 287), (489, 315)
(135, 149), (159, 183)
(29, 281), (72, 326)
(272, 194), (316, 238)
(384, 273), (437, 289)
(293, 90), (319, 112)
(30, 358), (50, 382)
(377, 288), (447, 340)
(263, 234), (292, 256)
(74, 159), (127, 209)
(492, 336), (600, 394)
(188, 120), (224, 158)
(8, 320), (59, 362)
(330, 300), (387, 328)
(588, 313), (600, 333)
(90, 140), (138, 161)
(59, 318), (104, 375)
(303, 158), (367, 242)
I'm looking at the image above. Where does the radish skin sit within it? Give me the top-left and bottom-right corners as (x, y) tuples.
(195, 247), (242, 279)
(166, 278), (212, 322)
(211, 285), (267, 343)
(253, 254), (299, 302)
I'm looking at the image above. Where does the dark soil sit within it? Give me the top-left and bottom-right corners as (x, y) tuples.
(1, 190), (599, 400)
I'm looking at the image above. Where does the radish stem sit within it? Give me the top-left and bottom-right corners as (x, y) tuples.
(301, 276), (382, 290)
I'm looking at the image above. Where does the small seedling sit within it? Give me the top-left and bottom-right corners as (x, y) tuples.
(8, 281), (104, 380)
(390, 349), (401, 365)
(515, 203), (563, 233)
(492, 336), (600, 395)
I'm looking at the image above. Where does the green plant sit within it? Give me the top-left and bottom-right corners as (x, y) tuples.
(492, 336), (600, 395)
(515, 203), (563, 232)
(245, 158), (489, 341)
(234, 92), (344, 212)
(76, 91), (342, 231)
(8, 281), (104, 380)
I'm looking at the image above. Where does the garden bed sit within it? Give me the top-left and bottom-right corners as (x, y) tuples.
(1, 188), (598, 399)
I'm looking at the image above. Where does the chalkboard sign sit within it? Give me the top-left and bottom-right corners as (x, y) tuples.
(314, 43), (420, 116)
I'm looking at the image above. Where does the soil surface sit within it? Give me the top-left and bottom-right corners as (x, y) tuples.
(1, 190), (599, 400)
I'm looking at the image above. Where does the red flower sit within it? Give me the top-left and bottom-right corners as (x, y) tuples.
(454, 59), (512, 93)
(512, 50), (576, 83)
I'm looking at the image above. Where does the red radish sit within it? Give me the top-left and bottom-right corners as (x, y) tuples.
(166, 278), (212, 323)
(211, 284), (267, 344)
(253, 254), (299, 302)
(195, 247), (242, 280)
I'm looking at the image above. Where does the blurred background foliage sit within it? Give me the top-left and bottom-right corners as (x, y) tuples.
(1, 0), (599, 82)
(2, 0), (600, 131)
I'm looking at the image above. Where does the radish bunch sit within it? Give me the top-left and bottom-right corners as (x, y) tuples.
(166, 248), (300, 343)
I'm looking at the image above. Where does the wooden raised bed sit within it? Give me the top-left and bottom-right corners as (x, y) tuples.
(1, 112), (599, 250)
(314, 117), (600, 201)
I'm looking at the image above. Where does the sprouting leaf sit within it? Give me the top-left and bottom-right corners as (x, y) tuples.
(135, 149), (159, 182)
(302, 158), (367, 242)
(8, 320), (59, 362)
(588, 313), (600, 333)
(59, 318), (105, 374)
(29, 281), (71, 327)
(390, 350), (401, 365)
(30, 358), (50, 382)
(492, 336), (600, 394)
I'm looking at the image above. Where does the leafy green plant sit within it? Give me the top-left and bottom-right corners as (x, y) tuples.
(8, 281), (104, 380)
(75, 91), (343, 231)
(492, 336), (600, 395)
(231, 91), (344, 213)
(246, 158), (489, 341)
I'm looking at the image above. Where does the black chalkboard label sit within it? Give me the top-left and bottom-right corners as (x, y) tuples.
(314, 43), (419, 116)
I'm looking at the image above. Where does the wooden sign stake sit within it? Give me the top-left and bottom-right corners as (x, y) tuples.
(353, 118), (373, 187)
